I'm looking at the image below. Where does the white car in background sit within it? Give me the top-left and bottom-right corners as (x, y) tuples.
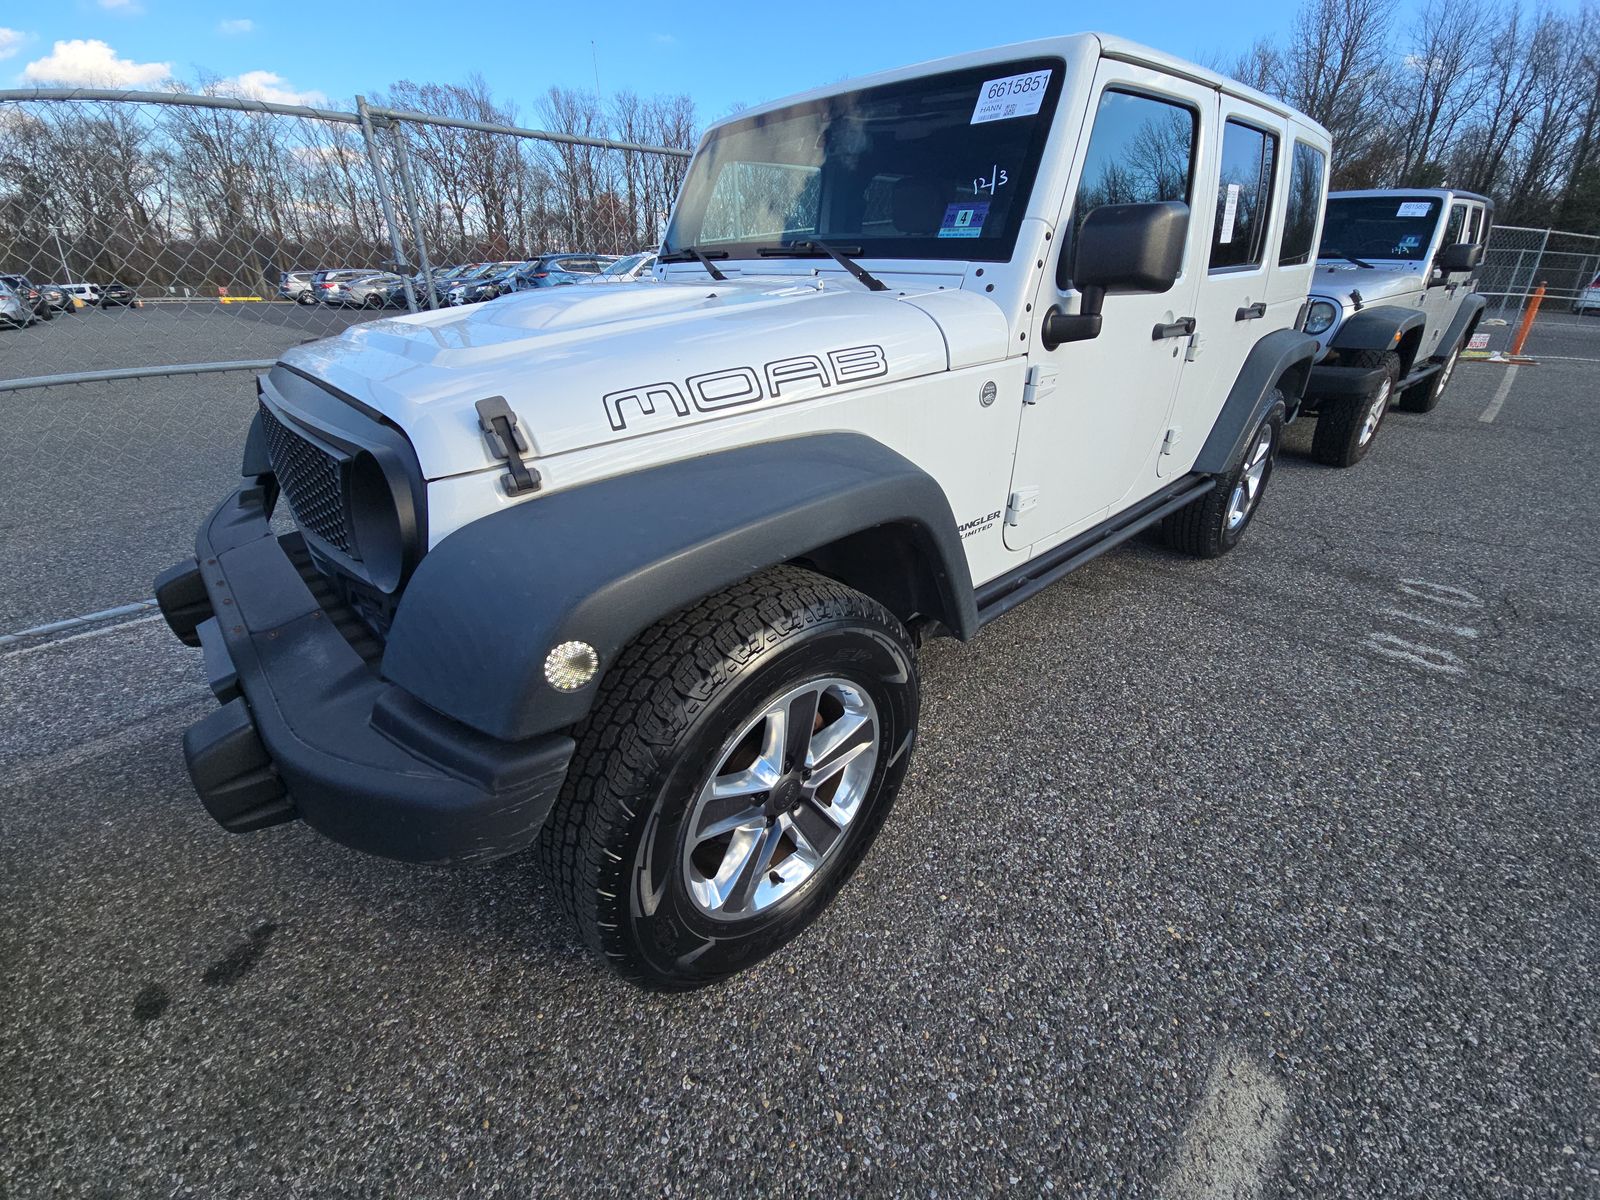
(1574, 271), (1600, 315)
(56, 282), (102, 307)
(0, 280), (34, 327)
(587, 251), (658, 283)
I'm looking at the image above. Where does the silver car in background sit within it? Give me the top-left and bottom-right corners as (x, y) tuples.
(588, 251), (658, 283)
(321, 272), (406, 309)
(0, 280), (35, 327)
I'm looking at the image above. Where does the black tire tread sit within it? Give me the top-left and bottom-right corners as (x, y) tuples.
(1310, 351), (1398, 467)
(537, 565), (906, 984)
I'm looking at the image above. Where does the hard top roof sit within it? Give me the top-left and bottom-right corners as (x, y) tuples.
(706, 33), (1328, 140)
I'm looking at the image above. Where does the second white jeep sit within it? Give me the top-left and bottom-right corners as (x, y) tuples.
(158, 33), (1332, 987)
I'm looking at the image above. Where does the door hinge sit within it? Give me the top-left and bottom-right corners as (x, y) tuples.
(1161, 426), (1182, 456)
(1022, 364), (1058, 405)
(475, 396), (542, 496)
(1005, 486), (1040, 526)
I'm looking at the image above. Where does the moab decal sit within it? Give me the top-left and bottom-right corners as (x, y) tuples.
(603, 345), (886, 431)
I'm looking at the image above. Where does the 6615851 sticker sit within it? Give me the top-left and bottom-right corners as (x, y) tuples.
(971, 69), (1052, 124)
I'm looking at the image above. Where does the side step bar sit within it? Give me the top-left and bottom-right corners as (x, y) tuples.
(975, 475), (1214, 627)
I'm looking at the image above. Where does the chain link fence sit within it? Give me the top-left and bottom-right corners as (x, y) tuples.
(1480, 225), (1600, 316)
(0, 88), (693, 635)
(0, 88), (692, 389)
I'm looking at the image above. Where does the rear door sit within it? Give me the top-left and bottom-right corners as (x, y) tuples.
(1008, 61), (1216, 550)
(1161, 102), (1290, 476)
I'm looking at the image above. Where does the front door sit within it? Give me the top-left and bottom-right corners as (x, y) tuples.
(1006, 61), (1215, 552)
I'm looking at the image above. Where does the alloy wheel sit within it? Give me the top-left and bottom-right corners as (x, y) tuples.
(681, 678), (879, 920)
(1358, 376), (1392, 446)
(1226, 424), (1275, 531)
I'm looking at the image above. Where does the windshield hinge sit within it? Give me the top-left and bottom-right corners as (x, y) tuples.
(1023, 365), (1058, 405)
(475, 396), (541, 496)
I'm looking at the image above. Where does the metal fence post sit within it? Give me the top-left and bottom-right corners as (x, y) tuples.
(355, 94), (420, 313)
(385, 120), (438, 309)
(1527, 228), (1551, 301)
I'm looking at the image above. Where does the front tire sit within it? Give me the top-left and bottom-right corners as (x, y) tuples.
(539, 566), (919, 989)
(1163, 394), (1284, 558)
(1311, 350), (1398, 467)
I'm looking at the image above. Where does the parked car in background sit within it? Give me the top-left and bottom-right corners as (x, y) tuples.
(38, 283), (74, 315)
(0, 280), (35, 327)
(1573, 271), (1600, 315)
(279, 271), (316, 304)
(506, 253), (613, 291)
(0, 274), (56, 321)
(310, 269), (378, 305)
(321, 272), (407, 309)
(57, 283), (101, 308)
(98, 282), (139, 308)
(588, 252), (657, 283)
(443, 261), (527, 305)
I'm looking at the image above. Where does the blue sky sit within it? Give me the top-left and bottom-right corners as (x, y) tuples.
(0, 0), (1585, 125)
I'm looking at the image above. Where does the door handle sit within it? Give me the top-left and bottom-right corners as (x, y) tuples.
(1235, 302), (1267, 321)
(1152, 317), (1196, 340)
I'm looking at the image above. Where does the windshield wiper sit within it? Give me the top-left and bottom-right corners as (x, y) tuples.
(756, 240), (888, 292)
(658, 245), (728, 281)
(1320, 248), (1374, 269)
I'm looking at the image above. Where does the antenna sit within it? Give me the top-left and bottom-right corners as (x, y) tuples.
(591, 40), (602, 98)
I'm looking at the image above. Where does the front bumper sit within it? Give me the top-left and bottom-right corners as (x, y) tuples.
(157, 484), (574, 865)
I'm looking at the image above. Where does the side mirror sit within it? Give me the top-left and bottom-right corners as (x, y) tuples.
(1437, 242), (1483, 275)
(1042, 201), (1190, 348)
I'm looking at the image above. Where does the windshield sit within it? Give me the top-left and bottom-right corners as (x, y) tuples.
(664, 57), (1064, 264)
(600, 253), (648, 277)
(1319, 196), (1443, 261)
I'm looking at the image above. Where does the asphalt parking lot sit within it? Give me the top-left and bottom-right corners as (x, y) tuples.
(1, 313), (1597, 1197)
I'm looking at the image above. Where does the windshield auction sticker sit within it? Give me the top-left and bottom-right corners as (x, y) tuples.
(1396, 202), (1433, 217)
(939, 201), (990, 238)
(971, 70), (1052, 123)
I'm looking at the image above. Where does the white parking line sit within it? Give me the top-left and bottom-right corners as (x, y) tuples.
(1478, 365), (1519, 422)
(0, 598), (159, 650)
(1159, 1046), (1290, 1200)
(1377, 607), (1479, 639)
(0, 613), (165, 660)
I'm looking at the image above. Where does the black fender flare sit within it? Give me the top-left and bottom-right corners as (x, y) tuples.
(1434, 292), (1486, 359)
(1330, 305), (1427, 355)
(1193, 328), (1318, 475)
(381, 433), (977, 742)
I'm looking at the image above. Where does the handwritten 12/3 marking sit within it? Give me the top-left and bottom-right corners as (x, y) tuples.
(1362, 579), (1483, 675)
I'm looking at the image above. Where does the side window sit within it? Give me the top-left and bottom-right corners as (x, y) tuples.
(1278, 141), (1326, 267)
(1466, 205), (1485, 245)
(1210, 119), (1278, 270)
(1059, 89), (1197, 289)
(1443, 203), (1467, 247)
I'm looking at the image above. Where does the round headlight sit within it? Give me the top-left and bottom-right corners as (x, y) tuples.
(1304, 299), (1339, 336)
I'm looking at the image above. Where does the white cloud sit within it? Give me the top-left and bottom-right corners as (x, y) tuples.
(0, 28), (26, 61)
(21, 39), (170, 87)
(98, 0), (145, 12)
(215, 69), (326, 107)
(217, 18), (254, 35)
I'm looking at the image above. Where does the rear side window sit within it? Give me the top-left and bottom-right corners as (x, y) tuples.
(1210, 119), (1278, 270)
(1466, 206), (1485, 245)
(1059, 89), (1198, 288)
(1279, 142), (1325, 266)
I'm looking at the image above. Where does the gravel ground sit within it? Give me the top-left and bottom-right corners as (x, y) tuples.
(0, 348), (1596, 1197)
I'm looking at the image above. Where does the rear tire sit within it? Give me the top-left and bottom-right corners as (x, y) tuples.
(1398, 337), (1461, 413)
(538, 566), (919, 989)
(1163, 393), (1284, 558)
(1311, 350), (1398, 467)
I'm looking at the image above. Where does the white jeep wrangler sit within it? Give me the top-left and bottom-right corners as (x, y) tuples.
(1299, 188), (1491, 466)
(158, 34), (1331, 987)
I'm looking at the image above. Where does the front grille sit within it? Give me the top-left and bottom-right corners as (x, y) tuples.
(258, 401), (356, 556)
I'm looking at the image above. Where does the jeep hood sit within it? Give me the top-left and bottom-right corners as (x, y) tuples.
(279, 276), (1005, 479)
(1312, 261), (1428, 309)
